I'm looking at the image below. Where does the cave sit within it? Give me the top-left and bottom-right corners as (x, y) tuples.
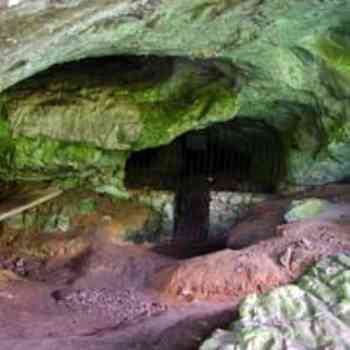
(0, 53), (243, 245)
(0, 51), (284, 245)
(2, 1), (350, 349)
(125, 118), (285, 241)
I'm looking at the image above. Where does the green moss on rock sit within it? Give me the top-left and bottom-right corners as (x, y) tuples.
(284, 198), (331, 223)
(0, 113), (128, 193)
(0, 112), (15, 178)
(317, 33), (350, 74)
(200, 254), (350, 350)
(13, 135), (128, 191)
(2, 57), (239, 151)
(0, 57), (238, 192)
(1, 0), (350, 189)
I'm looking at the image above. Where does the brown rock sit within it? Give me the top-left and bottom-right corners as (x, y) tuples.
(152, 249), (288, 302)
(227, 201), (285, 249)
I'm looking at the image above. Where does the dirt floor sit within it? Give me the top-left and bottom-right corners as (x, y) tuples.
(1, 184), (350, 349)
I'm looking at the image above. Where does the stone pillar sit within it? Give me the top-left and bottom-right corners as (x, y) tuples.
(173, 176), (210, 242)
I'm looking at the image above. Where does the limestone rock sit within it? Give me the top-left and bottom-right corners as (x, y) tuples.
(4, 191), (98, 233)
(3, 57), (238, 151)
(284, 198), (332, 223)
(200, 254), (350, 350)
(1, 0), (350, 187)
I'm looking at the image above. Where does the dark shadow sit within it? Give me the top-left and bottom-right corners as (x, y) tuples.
(125, 118), (285, 241)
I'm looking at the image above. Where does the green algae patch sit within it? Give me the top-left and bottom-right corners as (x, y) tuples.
(2, 0), (349, 190)
(316, 33), (350, 74)
(12, 136), (128, 191)
(323, 114), (350, 145)
(200, 254), (350, 350)
(0, 114), (128, 194)
(79, 198), (97, 215)
(136, 80), (239, 149)
(0, 110), (15, 179)
(284, 198), (331, 223)
(3, 57), (239, 152)
(0, 57), (239, 192)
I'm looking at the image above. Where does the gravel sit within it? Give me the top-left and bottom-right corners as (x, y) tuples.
(53, 287), (167, 325)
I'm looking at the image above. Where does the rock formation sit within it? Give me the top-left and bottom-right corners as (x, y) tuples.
(0, 0), (349, 191)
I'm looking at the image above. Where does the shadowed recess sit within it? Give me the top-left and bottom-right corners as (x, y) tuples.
(125, 118), (286, 193)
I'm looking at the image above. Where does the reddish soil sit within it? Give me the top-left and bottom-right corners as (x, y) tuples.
(1, 184), (350, 349)
(152, 220), (350, 302)
(226, 199), (287, 249)
(0, 241), (236, 350)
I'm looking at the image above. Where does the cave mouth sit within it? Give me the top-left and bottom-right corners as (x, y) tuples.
(125, 118), (285, 241)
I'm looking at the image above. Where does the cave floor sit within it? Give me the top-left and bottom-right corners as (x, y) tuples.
(0, 184), (350, 349)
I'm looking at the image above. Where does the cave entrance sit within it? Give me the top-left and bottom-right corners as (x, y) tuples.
(125, 118), (285, 242)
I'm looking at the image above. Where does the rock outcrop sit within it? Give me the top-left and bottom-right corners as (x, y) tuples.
(0, 0), (350, 190)
(200, 254), (350, 350)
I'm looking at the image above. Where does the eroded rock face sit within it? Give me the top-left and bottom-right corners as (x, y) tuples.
(0, 55), (238, 191)
(200, 254), (350, 350)
(0, 0), (350, 188)
(3, 57), (238, 151)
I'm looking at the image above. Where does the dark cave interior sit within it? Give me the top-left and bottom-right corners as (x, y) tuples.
(125, 118), (285, 193)
(126, 118), (285, 240)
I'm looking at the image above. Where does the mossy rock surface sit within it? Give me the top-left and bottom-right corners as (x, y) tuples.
(200, 254), (350, 350)
(284, 198), (332, 223)
(0, 57), (238, 191)
(1, 0), (350, 187)
(3, 57), (239, 151)
(3, 190), (98, 234)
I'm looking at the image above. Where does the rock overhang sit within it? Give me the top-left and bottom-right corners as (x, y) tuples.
(1, 0), (350, 188)
(1, 55), (240, 151)
(0, 0), (348, 94)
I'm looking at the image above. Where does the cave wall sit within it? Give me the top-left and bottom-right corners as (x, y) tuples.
(0, 57), (238, 194)
(0, 0), (350, 191)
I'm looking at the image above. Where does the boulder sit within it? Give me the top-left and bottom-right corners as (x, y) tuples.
(200, 254), (350, 350)
(284, 198), (332, 223)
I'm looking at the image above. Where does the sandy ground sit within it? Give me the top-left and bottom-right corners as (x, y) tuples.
(1, 184), (350, 349)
